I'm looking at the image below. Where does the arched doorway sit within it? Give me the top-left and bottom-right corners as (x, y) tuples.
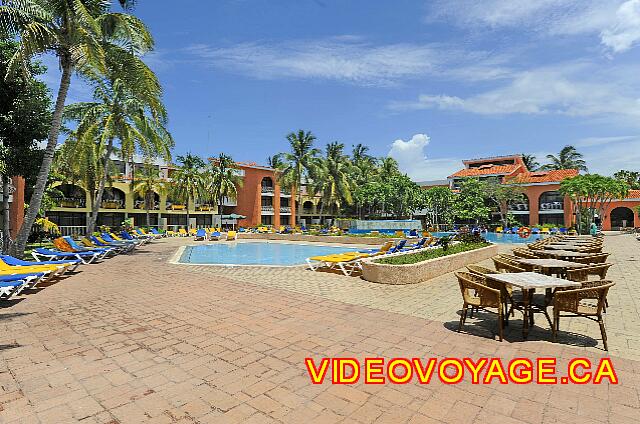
(610, 207), (635, 230)
(102, 187), (125, 209)
(56, 184), (87, 208)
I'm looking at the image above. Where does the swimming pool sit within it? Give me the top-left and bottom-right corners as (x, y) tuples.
(179, 242), (353, 265)
(432, 232), (546, 244)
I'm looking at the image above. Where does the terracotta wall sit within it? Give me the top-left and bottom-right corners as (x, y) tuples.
(9, 176), (25, 239)
(600, 201), (640, 230)
(522, 184), (573, 227)
(234, 167), (296, 227)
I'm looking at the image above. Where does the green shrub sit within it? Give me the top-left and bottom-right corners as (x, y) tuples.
(375, 242), (490, 265)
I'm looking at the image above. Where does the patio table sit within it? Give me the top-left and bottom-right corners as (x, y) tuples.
(533, 249), (592, 260)
(486, 272), (581, 339)
(542, 245), (597, 252)
(514, 258), (587, 276)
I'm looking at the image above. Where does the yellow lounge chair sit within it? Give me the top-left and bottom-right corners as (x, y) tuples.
(306, 252), (372, 276)
(227, 231), (237, 241)
(541, 227), (551, 234)
(495, 226), (503, 233)
(178, 228), (188, 237)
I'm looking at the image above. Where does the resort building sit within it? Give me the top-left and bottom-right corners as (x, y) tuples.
(440, 154), (640, 230)
(45, 157), (293, 234)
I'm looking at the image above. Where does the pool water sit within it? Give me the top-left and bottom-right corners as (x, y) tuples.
(179, 242), (353, 265)
(432, 232), (546, 244)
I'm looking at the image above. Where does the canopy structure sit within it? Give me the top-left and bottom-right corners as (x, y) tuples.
(221, 213), (246, 229)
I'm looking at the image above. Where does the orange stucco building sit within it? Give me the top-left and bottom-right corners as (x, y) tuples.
(444, 155), (640, 230)
(227, 162), (295, 228)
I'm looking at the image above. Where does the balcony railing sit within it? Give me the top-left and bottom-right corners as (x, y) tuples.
(540, 202), (563, 211)
(302, 208), (314, 215)
(261, 205), (274, 212)
(508, 203), (529, 211)
(280, 206), (291, 214)
(57, 197), (86, 208)
(134, 200), (159, 210)
(101, 200), (124, 209)
(261, 186), (275, 194)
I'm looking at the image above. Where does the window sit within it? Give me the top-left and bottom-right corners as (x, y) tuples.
(280, 216), (290, 225)
(261, 215), (273, 225)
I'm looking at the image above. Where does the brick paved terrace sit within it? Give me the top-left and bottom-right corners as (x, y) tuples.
(1, 235), (639, 423)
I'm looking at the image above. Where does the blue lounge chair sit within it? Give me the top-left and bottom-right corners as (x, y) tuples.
(1, 255), (81, 273)
(194, 229), (206, 240)
(90, 236), (135, 253)
(63, 236), (114, 258)
(408, 229), (419, 238)
(0, 278), (28, 299)
(32, 247), (99, 264)
(0, 272), (46, 293)
(402, 237), (428, 251)
(388, 239), (408, 254)
(150, 228), (163, 236)
(559, 227), (568, 234)
(209, 231), (221, 241)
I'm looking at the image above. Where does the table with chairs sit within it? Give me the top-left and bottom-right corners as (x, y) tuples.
(456, 234), (614, 350)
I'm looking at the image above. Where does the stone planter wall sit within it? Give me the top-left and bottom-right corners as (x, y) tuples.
(361, 244), (499, 285)
(237, 233), (399, 245)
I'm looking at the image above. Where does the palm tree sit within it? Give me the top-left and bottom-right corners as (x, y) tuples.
(131, 162), (167, 228)
(272, 130), (320, 226)
(379, 157), (401, 177)
(1, 0), (153, 254)
(521, 154), (540, 171)
(541, 145), (588, 172)
(171, 153), (205, 229)
(66, 48), (172, 235)
(207, 153), (243, 227)
(311, 142), (353, 224)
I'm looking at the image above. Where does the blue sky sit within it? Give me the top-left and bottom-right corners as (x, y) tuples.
(44, 0), (640, 180)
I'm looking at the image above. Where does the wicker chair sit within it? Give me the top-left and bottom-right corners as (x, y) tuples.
(455, 272), (504, 341)
(566, 263), (613, 282)
(576, 246), (603, 254)
(466, 264), (496, 276)
(513, 249), (539, 259)
(552, 281), (615, 351)
(492, 257), (526, 273)
(571, 253), (610, 265)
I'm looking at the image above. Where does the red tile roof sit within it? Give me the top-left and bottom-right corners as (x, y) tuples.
(507, 169), (579, 184)
(626, 190), (640, 199)
(449, 164), (521, 178)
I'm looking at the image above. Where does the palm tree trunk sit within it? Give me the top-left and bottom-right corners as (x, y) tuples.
(13, 60), (73, 257)
(86, 138), (114, 235)
(218, 196), (223, 230)
(296, 183), (302, 227)
(186, 198), (190, 230)
(2, 176), (12, 254)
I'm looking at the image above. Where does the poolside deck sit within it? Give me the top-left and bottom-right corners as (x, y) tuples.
(0, 235), (639, 423)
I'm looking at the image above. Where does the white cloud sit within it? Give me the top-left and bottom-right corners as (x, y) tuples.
(389, 62), (640, 123)
(186, 39), (511, 87)
(601, 0), (640, 52)
(387, 134), (461, 180)
(428, 0), (640, 53)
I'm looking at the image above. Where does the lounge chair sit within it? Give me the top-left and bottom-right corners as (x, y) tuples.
(64, 236), (115, 258)
(90, 236), (135, 253)
(1, 254), (81, 273)
(0, 275), (37, 299)
(388, 239), (408, 253)
(495, 226), (503, 233)
(227, 231), (237, 241)
(80, 237), (120, 256)
(150, 228), (164, 237)
(178, 228), (188, 237)
(32, 247), (99, 264)
(194, 229), (206, 241)
(209, 231), (221, 241)
(53, 238), (104, 262)
(358, 241), (394, 255)
(408, 229), (419, 238)
(0, 270), (50, 293)
(306, 252), (373, 276)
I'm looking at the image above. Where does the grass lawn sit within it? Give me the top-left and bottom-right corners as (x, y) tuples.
(375, 242), (490, 265)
